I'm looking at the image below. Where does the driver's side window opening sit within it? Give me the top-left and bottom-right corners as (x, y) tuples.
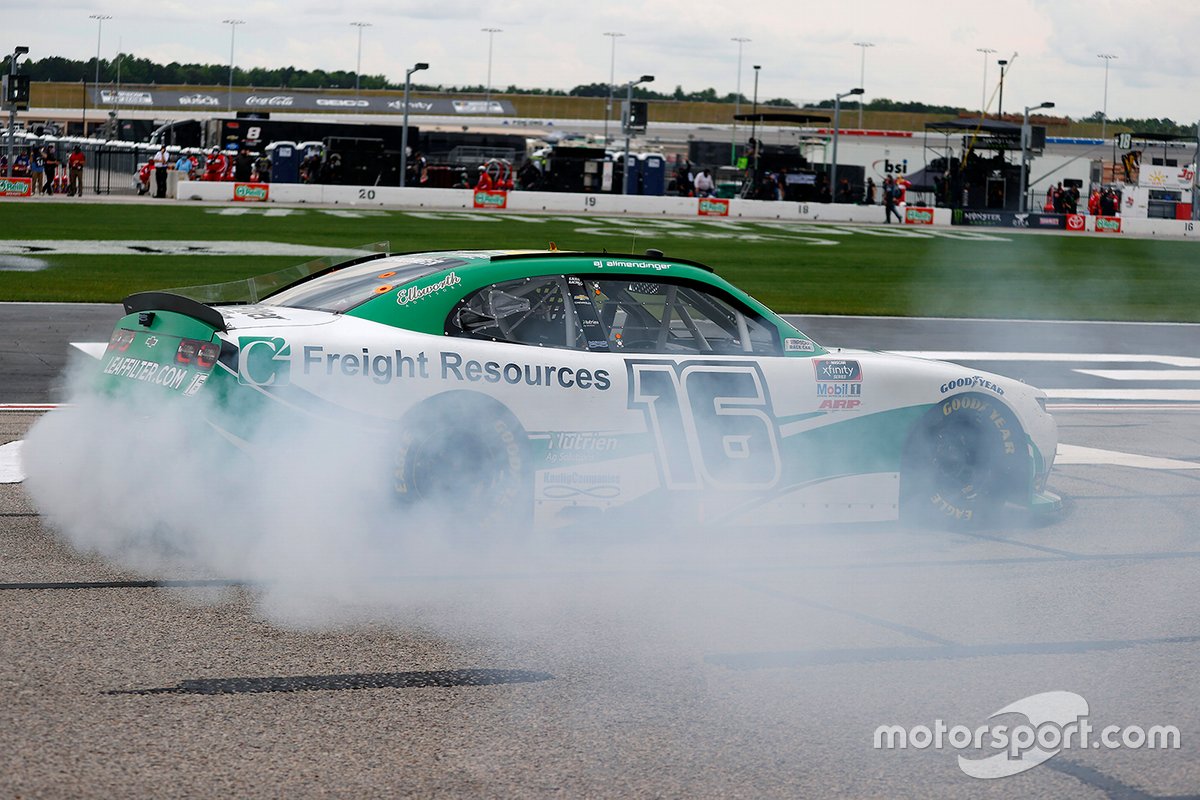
(446, 276), (586, 349)
(579, 277), (780, 355)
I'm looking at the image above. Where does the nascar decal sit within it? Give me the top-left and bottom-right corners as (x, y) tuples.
(813, 358), (862, 410)
(627, 359), (780, 491)
(396, 272), (462, 306)
(940, 375), (1005, 396)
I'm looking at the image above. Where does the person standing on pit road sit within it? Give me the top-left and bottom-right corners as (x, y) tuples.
(233, 149), (253, 182)
(254, 151), (272, 183)
(12, 149), (30, 179)
(883, 175), (901, 223)
(67, 146), (86, 197)
(204, 148), (227, 182)
(151, 145), (171, 198)
(42, 146), (61, 195)
(30, 148), (46, 195)
(474, 164), (494, 191)
(693, 168), (716, 198)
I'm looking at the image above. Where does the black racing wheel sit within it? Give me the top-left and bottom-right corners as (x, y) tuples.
(901, 394), (1025, 527)
(393, 393), (531, 529)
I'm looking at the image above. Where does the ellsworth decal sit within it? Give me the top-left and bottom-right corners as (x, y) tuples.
(396, 272), (462, 306)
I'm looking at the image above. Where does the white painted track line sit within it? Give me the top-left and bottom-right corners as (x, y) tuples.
(0, 441), (23, 483)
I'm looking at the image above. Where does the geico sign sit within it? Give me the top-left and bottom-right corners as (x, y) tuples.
(316, 99), (370, 108)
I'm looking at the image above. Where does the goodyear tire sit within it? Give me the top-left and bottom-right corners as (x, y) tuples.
(901, 393), (1025, 527)
(393, 393), (531, 529)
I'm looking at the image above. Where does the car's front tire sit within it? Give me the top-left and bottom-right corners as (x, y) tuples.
(901, 394), (1026, 527)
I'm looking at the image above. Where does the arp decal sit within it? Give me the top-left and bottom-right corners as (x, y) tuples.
(627, 360), (781, 490)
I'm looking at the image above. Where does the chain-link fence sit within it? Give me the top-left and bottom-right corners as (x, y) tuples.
(2, 129), (194, 196)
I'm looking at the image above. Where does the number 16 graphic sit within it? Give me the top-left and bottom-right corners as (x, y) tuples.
(628, 361), (781, 490)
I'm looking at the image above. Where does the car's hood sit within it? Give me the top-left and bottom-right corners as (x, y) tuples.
(829, 347), (1047, 403)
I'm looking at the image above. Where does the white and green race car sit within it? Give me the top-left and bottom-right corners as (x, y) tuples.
(99, 248), (1059, 528)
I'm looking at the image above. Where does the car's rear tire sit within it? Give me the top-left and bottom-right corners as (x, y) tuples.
(901, 394), (1025, 528)
(393, 393), (532, 529)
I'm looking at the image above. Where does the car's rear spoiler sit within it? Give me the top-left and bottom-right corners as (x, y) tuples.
(123, 292), (228, 332)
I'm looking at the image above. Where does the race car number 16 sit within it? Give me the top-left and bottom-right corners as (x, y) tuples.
(628, 361), (782, 491)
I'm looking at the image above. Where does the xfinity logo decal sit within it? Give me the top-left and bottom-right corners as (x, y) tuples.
(238, 337), (291, 386)
(813, 359), (862, 382)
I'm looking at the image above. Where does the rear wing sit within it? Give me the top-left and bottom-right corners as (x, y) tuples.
(123, 292), (227, 332)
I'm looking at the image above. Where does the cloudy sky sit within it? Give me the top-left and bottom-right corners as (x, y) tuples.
(15, 0), (1200, 123)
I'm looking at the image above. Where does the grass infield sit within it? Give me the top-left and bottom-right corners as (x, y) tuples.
(1, 201), (1197, 321)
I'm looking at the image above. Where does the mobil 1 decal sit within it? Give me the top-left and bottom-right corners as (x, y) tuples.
(814, 358), (863, 410)
(626, 360), (781, 491)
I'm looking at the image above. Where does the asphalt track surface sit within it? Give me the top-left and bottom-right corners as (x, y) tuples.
(2, 307), (1200, 797)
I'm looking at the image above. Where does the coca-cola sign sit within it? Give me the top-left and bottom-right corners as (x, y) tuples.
(246, 95), (295, 107)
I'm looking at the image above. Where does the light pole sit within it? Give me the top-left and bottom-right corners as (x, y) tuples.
(750, 64), (761, 176)
(5, 46), (29, 178)
(400, 62), (429, 188)
(89, 14), (110, 136)
(621, 74), (653, 194)
(976, 47), (995, 115)
(222, 19), (244, 113)
(1019, 101), (1054, 213)
(997, 58), (1008, 118)
(831, 87), (864, 203)
(603, 32), (623, 144)
(853, 42), (873, 128)
(730, 36), (750, 166)
(481, 27), (501, 106)
(1098, 53), (1117, 140)
(351, 22), (371, 96)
